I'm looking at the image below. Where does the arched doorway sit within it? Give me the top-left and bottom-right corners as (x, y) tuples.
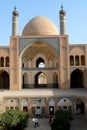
(22, 73), (28, 88)
(35, 72), (47, 88)
(0, 70), (9, 89)
(76, 99), (85, 114)
(70, 69), (84, 88)
(49, 98), (55, 115)
(53, 72), (58, 88)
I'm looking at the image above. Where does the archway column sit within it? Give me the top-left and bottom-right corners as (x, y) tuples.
(46, 97), (49, 115)
(73, 102), (77, 114)
(54, 96), (58, 111)
(19, 97), (22, 111)
(28, 97), (30, 113)
(85, 101), (87, 118)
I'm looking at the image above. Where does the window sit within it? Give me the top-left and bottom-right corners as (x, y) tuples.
(63, 106), (68, 111)
(81, 55), (85, 65)
(36, 58), (45, 68)
(75, 55), (79, 65)
(22, 63), (24, 68)
(10, 107), (14, 110)
(70, 56), (74, 66)
(1, 57), (4, 67)
(5, 57), (9, 67)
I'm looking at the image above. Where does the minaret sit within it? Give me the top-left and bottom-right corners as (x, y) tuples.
(59, 5), (66, 35)
(12, 7), (19, 36)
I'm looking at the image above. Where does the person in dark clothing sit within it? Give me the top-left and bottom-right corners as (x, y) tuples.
(49, 115), (52, 125)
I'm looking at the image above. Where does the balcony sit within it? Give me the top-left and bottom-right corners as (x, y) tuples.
(22, 67), (58, 71)
(22, 84), (58, 89)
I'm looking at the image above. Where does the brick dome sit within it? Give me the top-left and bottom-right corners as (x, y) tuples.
(22, 16), (59, 36)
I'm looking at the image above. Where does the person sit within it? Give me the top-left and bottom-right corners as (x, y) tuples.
(50, 121), (54, 130)
(49, 114), (52, 125)
(34, 117), (39, 127)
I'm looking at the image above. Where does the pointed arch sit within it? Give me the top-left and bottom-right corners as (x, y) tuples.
(5, 57), (9, 67)
(36, 57), (45, 68)
(35, 72), (47, 88)
(70, 55), (74, 66)
(49, 59), (53, 67)
(81, 55), (85, 65)
(0, 70), (9, 89)
(70, 69), (84, 88)
(75, 55), (79, 65)
(53, 72), (58, 88)
(33, 53), (48, 67)
(0, 57), (4, 67)
(76, 99), (85, 114)
(22, 73), (28, 88)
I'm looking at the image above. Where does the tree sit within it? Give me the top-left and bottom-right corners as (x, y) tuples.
(51, 110), (73, 130)
(0, 109), (29, 130)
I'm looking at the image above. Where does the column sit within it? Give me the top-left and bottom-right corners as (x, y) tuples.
(19, 97), (22, 110)
(28, 97), (30, 113)
(54, 96), (58, 111)
(46, 97), (49, 116)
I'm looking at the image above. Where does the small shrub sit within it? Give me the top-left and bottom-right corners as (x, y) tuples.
(0, 109), (29, 130)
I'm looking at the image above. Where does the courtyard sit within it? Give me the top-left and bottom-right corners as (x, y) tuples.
(24, 114), (87, 130)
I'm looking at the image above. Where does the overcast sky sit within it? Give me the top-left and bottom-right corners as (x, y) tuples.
(0, 0), (87, 46)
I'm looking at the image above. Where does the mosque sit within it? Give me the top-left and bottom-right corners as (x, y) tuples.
(0, 6), (87, 117)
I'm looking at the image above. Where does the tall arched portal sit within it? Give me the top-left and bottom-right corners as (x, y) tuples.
(70, 69), (84, 88)
(35, 72), (47, 88)
(21, 39), (59, 89)
(0, 71), (9, 89)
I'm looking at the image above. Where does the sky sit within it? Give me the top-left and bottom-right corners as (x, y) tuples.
(0, 0), (87, 46)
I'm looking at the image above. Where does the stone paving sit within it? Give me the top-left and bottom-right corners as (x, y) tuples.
(25, 115), (87, 130)
(71, 115), (87, 130)
(25, 118), (50, 130)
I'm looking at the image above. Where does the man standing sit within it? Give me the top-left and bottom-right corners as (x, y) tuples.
(34, 117), (39, 127)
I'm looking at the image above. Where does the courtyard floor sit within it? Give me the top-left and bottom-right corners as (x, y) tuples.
(71, 114), (87, 130)
(24, 114), (87, 130)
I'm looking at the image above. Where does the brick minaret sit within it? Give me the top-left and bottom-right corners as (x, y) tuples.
(59, 5), (66, 35)
(12, 7), (19, 36)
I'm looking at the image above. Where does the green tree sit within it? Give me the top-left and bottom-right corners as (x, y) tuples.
(0, 109), (29, 130)
(51, 110), (73, 130)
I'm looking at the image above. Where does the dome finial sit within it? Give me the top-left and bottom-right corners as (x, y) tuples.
(12, 6), (18, 16)
(14, 6), (16, 11)
(61, 4), (64, 10)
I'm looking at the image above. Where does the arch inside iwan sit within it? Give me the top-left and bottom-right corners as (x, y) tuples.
(0, 70), (9, 89)
(21, 40), (59, 88)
